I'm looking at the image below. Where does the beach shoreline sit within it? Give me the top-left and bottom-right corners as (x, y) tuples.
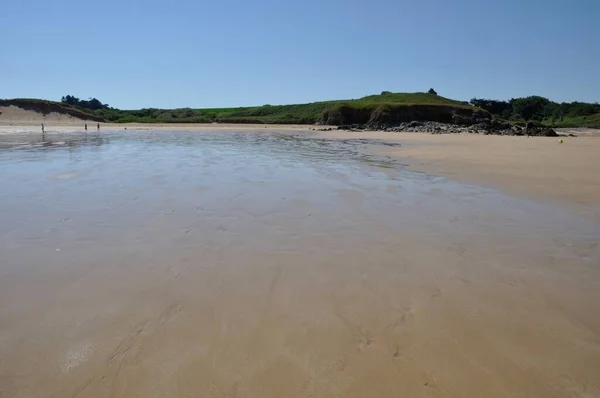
(1, 123), (599, 397)
(314, 128), (600, 220)
(2, 121), (599, 219)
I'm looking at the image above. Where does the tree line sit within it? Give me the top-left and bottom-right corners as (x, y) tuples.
(61, 95), (110, 111)
(469, 96), (600, 122)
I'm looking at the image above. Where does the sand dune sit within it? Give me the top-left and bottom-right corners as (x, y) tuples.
(0, 105), (88, 124)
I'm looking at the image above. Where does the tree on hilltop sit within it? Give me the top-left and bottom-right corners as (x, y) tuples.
(61, 95), (109, 110)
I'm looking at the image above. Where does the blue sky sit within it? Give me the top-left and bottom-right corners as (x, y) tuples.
(1, 0), (598, 109)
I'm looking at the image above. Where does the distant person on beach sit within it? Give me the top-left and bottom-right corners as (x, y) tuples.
(85, 123), (88, 131)
(97, 123), (100, 131)
(41, 123), (44, 133)
(526, 121), (534, 138)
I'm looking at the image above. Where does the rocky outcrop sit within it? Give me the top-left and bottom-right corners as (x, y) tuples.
(338, 119), (559, 137)
(321, 104), (490, 127)
(326, 103), (561, 137)
(525, 126), (559, 137)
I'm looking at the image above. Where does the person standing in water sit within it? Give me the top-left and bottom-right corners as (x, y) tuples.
(97, 122), (100, 131)
(41, 123), (45, 133)
(85, 123), (88, 131)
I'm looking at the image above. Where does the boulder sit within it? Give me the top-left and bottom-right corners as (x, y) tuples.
(452, 113), (472, 125)
(491, 119), (511, 130)
(470, 123), (490, 131)
(473, 118), (492, 126)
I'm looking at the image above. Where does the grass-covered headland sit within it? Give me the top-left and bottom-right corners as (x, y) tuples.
(2, 91), (599, 128)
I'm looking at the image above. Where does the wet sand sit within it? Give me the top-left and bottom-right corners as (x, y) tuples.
(0, 115), (313, 131)
(1, 128), (599, 397)
(316, 129), (600, 221)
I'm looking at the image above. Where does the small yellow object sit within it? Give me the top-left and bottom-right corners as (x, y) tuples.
(559, 139), (564, 144)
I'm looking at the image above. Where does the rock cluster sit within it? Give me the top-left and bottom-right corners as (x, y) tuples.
(338, 119), (559, 137)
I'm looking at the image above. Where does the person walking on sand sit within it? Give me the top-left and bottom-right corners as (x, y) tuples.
(97, 123), (100, 131)
(41, 123), (45, 133)
(85, 123), (88, 131)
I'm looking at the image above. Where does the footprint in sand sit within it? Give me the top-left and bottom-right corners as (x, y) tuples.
(358, 332), (374, 350)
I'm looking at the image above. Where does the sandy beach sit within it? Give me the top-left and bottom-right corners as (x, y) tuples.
(4, 0), (599, 392)
(3, 115), (598, 216)
(1, 121), (599, 397)
(314, 129), (600, 220)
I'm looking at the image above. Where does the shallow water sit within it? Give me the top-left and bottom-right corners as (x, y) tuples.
(1, 130), (599, 397)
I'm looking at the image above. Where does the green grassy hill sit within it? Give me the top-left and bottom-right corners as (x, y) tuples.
(544, 113), (600, 129)
(95, 92), (485, 125)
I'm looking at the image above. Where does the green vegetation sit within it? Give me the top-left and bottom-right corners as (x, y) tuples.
(549, 113), (600, 128)
(470, 96), (600, 128)
(4, 92), (599, 128)
(61, 95), (110, 111)
(92, 92), (477, 125)
(0, 98), (103, 122)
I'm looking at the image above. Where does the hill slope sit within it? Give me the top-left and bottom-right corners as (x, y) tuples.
(0, 99), (103, 122)
(3, 93), (599, 128)
(93, 92), (488, 125)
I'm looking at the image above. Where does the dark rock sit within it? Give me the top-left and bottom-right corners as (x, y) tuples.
(452, 114), (472, 125)
(470, 123), (489, 131)
(337, 124), (364, 131)
(474, 118), (492, 126)
(491, 119), (511, 130)
(335, 119), (552, 137)
(522, 121), (558, 137)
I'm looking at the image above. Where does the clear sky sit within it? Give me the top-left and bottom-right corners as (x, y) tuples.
(1, 0), (598, 109)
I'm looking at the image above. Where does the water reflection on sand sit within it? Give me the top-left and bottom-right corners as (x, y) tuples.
(1, 130), (599, 398)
